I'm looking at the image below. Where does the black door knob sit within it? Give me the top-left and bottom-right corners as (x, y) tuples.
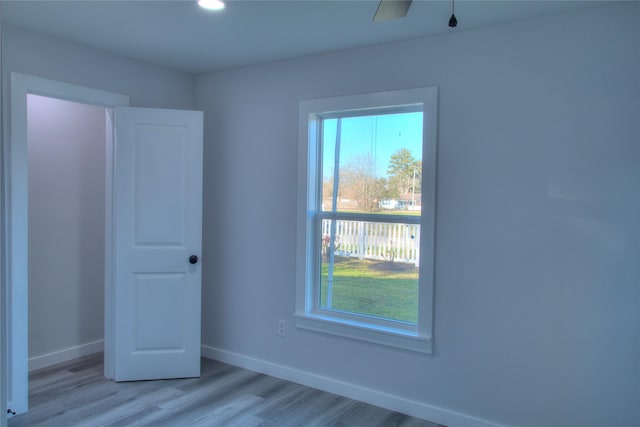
(189, 255), (198, 264)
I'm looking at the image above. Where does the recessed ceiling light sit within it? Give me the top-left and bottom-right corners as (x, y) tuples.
(198, 0), (225, 11)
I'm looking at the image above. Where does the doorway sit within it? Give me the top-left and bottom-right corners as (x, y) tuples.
(26, 95), (106, 371)
(4, 73), (130, 415)
(5, 73), (203, 417)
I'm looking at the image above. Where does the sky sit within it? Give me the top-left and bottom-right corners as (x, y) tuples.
(322, 111), (423, 180)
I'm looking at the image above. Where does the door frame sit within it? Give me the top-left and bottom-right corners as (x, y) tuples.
(2, 72), (129, 414)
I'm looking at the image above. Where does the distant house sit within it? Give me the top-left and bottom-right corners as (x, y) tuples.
(379, 199), (400, 210)
(379, 195), (422, 211)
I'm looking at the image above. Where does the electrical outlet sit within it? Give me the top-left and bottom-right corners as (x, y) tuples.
(277, 319), (286, 337)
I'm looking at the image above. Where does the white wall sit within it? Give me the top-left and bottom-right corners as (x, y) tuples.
(27, 94), (106, 364)
(195, 4), (640, 427)
(1, 25), (194, 110)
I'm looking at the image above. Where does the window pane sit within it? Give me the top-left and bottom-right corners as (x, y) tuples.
(322, 112), (423, 214)
(320, 218), (420, 324)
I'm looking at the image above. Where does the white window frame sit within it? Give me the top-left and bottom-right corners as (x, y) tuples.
(295, 87), (438, 353)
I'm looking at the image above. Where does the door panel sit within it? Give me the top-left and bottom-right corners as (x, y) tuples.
(112, 107), (203, 381)
(133, 273), (185, 351)
(133, 125), (187, 245)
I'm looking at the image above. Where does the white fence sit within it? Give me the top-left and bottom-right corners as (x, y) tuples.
(321, 219), (420, 267)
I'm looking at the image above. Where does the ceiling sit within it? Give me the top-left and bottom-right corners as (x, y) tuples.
(1, 0), (617, 74)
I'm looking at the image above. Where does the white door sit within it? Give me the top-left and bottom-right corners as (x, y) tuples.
(110, 107), (203, 381)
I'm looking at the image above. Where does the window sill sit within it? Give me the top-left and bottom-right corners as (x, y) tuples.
(294, 312), (432, 354)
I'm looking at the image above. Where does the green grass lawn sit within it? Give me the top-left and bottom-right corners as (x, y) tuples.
(320, 257), (418, 324)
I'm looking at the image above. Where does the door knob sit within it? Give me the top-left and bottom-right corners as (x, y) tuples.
(189, 255), (198, 264)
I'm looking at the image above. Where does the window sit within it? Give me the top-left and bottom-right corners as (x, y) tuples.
(296, 88), (437, 353)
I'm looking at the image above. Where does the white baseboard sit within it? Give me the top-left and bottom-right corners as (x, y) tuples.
(29, 339), (104, 372)
(201, 345), (505, 427)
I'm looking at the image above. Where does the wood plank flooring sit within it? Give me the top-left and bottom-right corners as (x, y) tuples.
(8, 353), (444, 427)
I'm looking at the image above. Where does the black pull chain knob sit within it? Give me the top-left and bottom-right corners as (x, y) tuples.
(189, 255), (198, 264)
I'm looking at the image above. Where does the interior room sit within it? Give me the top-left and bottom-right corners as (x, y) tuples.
(27, 95), (106, 372)
(1, 1), (638, 426)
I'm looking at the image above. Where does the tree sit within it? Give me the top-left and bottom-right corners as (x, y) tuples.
(340, 153), (382, 211)
(374, 177), (393, 201)
(387, 148), (421, 199)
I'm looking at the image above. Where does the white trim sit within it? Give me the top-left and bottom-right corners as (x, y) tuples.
(0, 12), (7, 427)
(201, 345), (506, 427)
(103, 109), (116, 380)
(294, 313), (432, 353)
(296, 87), (438, 353)
(4, 72), (129, 414)
(28, 340), (104, 372)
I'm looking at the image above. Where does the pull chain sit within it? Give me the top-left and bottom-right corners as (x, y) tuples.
(449, 0), (458, 28)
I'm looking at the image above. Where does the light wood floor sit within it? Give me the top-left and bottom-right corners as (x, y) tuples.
(8, 353), (444, 427)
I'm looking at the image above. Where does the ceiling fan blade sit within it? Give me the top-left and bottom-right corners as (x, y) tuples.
(372, 0), (412, 22)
